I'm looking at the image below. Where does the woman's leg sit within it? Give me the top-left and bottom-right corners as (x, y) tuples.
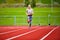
(29, 16), (32, 27)
(27, 16), (30, 23)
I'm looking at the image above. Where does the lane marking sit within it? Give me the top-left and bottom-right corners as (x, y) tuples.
(5, 28), (40, 40)
(0, 29), (24, 35)
(40, 27), (59, 40)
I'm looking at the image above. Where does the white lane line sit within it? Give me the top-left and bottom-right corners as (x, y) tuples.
(0, 29), (23, 35)
(5, 28), (40, 40)
(40, 27), (59, 40)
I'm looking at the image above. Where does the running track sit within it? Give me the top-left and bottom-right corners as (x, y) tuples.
(0, 26), (60, 40)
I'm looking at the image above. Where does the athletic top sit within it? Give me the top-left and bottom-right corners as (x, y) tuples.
(26, 8), (33, 16)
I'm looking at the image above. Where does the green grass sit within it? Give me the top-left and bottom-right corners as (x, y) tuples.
(0, 7), (60, 26)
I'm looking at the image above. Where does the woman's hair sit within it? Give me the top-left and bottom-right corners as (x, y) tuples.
(28, 4), (31, 6)
(28, 5), (31, 7)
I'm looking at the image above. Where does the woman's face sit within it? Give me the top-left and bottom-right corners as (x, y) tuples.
(28, 5), (31, 9)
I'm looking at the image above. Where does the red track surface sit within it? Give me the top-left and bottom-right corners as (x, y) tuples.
(0, 26), (60, 40)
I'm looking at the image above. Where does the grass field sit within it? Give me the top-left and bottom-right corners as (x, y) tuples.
(0, 7), (60, 26)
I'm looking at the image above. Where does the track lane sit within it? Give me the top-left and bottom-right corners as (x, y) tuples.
(0, 27), (21, 33)
(44, 27), (60, 40)
(0, 29), (29, 40)
(6, 27), (54, 40)
(0, 26), (38, 33)
(0, 27), (37, 40)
